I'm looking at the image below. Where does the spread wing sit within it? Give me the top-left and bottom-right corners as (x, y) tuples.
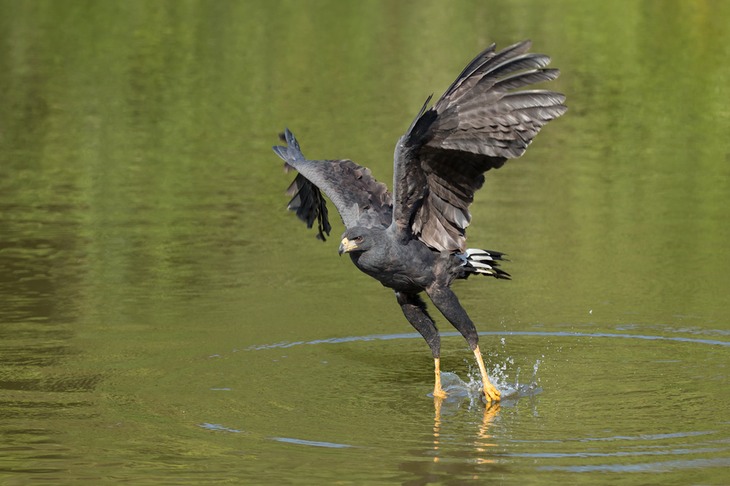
(273, 129), (392, 240)
(392, 40), (567, 252)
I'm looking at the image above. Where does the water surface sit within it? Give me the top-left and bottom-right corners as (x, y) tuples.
(1, 0), (729, 484)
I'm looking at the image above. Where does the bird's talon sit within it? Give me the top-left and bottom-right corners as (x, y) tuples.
(482, 384), (501, 403)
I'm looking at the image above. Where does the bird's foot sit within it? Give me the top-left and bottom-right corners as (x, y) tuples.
(482, 381), (501, 403)
(473, 345), (501, 403)
(433, 386), (448, 399)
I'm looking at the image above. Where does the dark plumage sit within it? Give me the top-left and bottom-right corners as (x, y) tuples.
(273, 40), (566, 402)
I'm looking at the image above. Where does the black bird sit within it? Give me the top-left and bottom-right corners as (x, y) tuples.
(273, 40), (566, 402)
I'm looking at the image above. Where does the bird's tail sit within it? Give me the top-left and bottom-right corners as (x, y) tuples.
(459, 248), (511, 280)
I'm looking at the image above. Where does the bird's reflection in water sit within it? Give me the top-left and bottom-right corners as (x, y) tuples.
(426, 370), (539, 466)
(474, 401), (501, 464)
(398, 373), (540, 483)
(432, 394), (501, 465)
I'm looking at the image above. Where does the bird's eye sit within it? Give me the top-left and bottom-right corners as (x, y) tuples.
(354, 236), (364, 242)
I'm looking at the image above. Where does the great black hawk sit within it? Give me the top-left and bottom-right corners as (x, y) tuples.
(273, 40), (566, 402)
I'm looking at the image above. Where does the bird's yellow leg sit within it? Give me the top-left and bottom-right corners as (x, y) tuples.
(433, 357), (447, 398)
(473, 345), (501, 402)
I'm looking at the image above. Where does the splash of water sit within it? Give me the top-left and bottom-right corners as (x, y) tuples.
(484, 338), (543, 401)
(436, 352), (543, 407)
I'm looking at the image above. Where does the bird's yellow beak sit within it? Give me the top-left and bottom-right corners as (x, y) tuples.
(338, 237), (358, 256)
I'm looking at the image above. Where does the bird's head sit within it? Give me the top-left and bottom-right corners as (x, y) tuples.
(338, 227), (372, 256)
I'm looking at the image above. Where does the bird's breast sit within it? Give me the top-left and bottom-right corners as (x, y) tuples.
(348, 242), (437, 292)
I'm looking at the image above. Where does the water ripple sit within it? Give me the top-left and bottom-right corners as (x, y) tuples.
(271, 437), (355, 449)
(539, 457), (730, 473)
(246, 330), (730, 351)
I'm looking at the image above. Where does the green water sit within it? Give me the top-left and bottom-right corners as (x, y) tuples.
(1, 0), (729, 484)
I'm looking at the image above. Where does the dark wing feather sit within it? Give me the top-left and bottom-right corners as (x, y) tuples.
(393, 40), (567, 252)
(285, 172), (332, 240)
(274, 129), (392, 236)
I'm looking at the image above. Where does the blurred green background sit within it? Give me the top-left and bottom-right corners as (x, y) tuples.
(1, 0), (728, 483)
